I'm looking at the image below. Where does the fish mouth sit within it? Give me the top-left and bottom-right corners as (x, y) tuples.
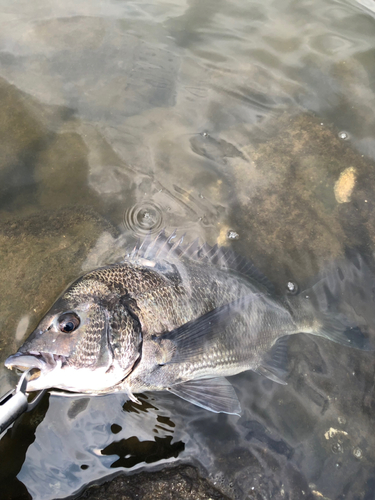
(5, 351), (66, 374)
(5, 351), (128, 394)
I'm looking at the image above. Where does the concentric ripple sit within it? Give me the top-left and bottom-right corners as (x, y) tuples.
(123, 201), (164, 236)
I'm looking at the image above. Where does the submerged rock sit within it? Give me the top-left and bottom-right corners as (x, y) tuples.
(209, 112), (375, 290)
(79, 465), (230, 500)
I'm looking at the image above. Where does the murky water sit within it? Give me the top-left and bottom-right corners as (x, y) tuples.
(1, 0), (375, 499)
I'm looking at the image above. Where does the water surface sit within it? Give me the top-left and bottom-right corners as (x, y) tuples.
(1, 0), (375, 499)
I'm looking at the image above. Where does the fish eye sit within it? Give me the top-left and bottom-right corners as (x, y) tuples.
(58, 312), (80, 333)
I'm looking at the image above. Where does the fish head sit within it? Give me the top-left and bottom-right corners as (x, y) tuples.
(5, 274), (142, 394)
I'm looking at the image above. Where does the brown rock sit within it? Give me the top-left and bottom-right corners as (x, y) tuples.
(79, 465), (230, 500)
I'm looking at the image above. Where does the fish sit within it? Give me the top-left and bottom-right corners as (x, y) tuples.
(5, 232), (375, 414)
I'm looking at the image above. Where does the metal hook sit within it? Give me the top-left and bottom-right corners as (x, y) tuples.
(0, 369), (46, 434)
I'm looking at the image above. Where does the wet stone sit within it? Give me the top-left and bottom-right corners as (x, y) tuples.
(78, 465), (230, 500)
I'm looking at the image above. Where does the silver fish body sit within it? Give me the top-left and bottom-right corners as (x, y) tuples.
(5, 236), (373, 414)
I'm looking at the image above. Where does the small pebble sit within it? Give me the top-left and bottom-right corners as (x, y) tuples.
(227, 230), (239, 240)
(338, 131), (348, 140)
(334, 166), (356, 203)
(286, 281), (298, 294)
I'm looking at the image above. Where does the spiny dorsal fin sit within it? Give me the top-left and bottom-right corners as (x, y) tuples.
(128, 230), (274, 293)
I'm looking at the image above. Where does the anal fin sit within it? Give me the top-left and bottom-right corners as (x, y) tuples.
(168, 377), (241, 415)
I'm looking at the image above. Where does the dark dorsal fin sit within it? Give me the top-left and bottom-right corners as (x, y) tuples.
(128, 230), (274, 293)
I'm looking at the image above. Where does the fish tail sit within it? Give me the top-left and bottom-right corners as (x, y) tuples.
(289, 253), (375, 350)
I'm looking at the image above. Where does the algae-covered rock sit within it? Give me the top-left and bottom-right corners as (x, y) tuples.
(196, 112), (375, 291)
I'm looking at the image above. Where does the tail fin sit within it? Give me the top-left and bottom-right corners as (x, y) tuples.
(291, 253), (375, 350)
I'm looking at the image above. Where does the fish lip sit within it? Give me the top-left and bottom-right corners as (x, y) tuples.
(5, 351), (66, 371)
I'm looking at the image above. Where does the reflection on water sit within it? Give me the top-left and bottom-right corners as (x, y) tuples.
(0, 393), (188, 500)
(104, 399), (184, 470)
(1, 0), (375, 498)
(0, 394), (50, 500)
(103, 435), (184, 469)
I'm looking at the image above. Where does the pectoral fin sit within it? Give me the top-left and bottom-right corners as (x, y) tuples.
(168, 377), (241, 415)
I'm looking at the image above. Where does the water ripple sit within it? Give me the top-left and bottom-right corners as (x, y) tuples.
(123, 201), (164, 236)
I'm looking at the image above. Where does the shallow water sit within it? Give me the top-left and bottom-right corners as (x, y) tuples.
(1, 0), (375, 499)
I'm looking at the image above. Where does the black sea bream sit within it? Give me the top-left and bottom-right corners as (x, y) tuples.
(5, 233), (374, 414)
